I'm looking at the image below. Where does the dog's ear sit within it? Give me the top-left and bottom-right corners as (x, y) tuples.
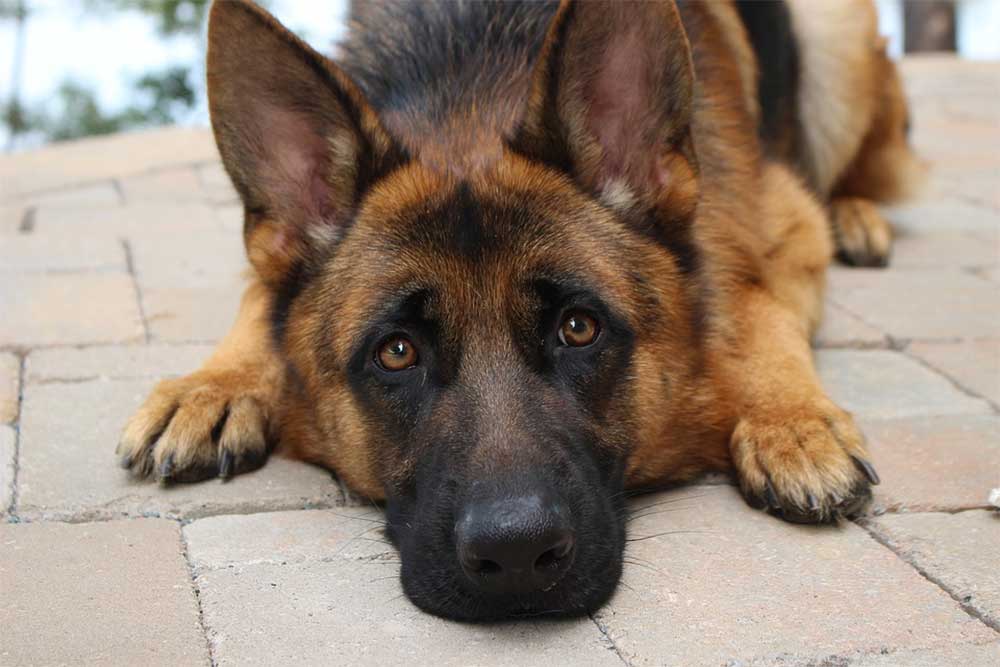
(513, 0), (698, 223)
(207, 0), (404, 284)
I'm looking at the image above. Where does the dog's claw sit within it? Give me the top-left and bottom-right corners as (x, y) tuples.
(157, 454), (174, 482)
(765, 480), (780, 509)
(852, 455), (881, 485)
(219, 450), (234, 479)
(807, 493), (820, 512)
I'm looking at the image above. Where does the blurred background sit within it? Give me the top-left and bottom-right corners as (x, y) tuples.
(1, 0), (997, 153)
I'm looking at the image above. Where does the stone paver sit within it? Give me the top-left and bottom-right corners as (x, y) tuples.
(16, 378), (343, 521)
(119, 167), (205, 202)
(907, 340), (1000, 408)
(0, 233), (126, 273)
(0, 272), (144, 347)
(813, 301), (887, 348)
(861, 415), (1000, 513)
(593, 486), (994, 667)
(849, 642), (1000, 667)
(867, 511), (1000, 631)
(1, 424), (15, 513)
(827, 268), (1000, 340)
(0, 127), (218, 200)
(184, 508), (389, 569)
(0, 203), (28, 234)
(186, 509), (618, 667)
(886, 200), (998, 234)
(214, 203), (244, 232)
(0, 352), (19, 424)
(26, 343), (213, 383)
(31, 202), (225, 235)
(130, 228), (246, 290)
(891, 230), (998, 269)
(1, 181), (122, 208)
(145, 285), (243, 343)
(978, 267), (1000, 283)
(199, 561), (619, 667)
(816, 349), (994, 419)
(0, 519), (210, 666)
(196, 162), (240, 204)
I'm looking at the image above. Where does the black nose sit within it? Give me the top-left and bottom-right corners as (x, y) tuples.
(455, 495), (576, 595)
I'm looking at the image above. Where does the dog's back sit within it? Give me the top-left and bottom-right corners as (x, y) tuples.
(340, 0), (918, 219)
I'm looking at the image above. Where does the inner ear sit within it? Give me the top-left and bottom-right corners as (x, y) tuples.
(512, 0), (698, 219)
(207, 0), (405, 284)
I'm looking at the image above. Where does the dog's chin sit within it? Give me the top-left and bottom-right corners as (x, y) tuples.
(398, 545), (624, 622)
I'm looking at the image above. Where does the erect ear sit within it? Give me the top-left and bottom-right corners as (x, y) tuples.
(513, 0), (699, 225)
(207, 0), (405, 285)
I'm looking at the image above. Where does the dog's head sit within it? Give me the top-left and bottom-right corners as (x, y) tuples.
(208, 0), (703, 621)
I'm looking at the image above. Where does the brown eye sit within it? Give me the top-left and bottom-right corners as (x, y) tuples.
(558, 312), (599, 347)
(377, 336), (419, 371)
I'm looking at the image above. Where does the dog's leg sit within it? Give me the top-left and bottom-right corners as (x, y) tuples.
(828, 196), (893, 268)
(722, 165), (878, 522)
(118, 279), (283, 482)
(827, 48), (923, 268)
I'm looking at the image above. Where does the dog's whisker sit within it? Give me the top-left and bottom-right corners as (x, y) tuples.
(326, 510), (387, 525)
(626, 506), (695, 523)
(628, 493), (707, 513)
(622, 558), (668, 577)
(625, 529), (711, 543)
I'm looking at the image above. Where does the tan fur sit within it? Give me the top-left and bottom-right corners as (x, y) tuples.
(785, 0), (880, 198)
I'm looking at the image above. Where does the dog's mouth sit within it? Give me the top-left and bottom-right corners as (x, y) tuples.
(385, 480), (626, 622)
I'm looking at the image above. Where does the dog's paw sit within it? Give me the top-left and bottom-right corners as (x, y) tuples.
(730, 401), (879, 523)
(117, 369), (273, 483)
(830, 197), (892, 268)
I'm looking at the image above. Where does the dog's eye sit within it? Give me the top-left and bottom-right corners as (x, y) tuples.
(558, 312), (600, 347)
(377, 336), (419, 371)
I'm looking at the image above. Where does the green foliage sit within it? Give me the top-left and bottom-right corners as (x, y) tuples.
(84, 0), (210, 36)
(44, 81), (144, 140)
(0, 0), (28, 20)
(18, 66), (197, 142)
(133, 65), (197, 124)
(2, 1), (205, 148)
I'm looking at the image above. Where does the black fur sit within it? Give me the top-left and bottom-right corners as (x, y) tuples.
(734, 0), (801, 153)
(341, 1), (557, 123)
(270, 258), (316, 347)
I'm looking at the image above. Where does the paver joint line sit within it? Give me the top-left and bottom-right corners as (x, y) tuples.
(7, 351), (26, 518)
(589, 612), (632, 667)
(120, 238), (152, 344)
(179, 520), (220, 667)
(17, 206), (36, 234)
(859, 519), (1000, 635)
(111, 178), (126, 204)
(900, 343), (1000, 414)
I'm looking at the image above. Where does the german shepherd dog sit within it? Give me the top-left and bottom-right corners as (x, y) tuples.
(118, 0), (921, 620)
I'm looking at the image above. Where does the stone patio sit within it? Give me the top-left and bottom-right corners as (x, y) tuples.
(1, 56), (998, 666)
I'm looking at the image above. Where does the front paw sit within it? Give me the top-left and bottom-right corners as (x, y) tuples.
(730, 401), (879, 523)
(117, 369), (273, 483)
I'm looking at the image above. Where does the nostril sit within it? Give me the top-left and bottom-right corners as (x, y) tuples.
(533, 535), (575, 573)
(533, 548), (561, 571)
(471, 558), (502, 576)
